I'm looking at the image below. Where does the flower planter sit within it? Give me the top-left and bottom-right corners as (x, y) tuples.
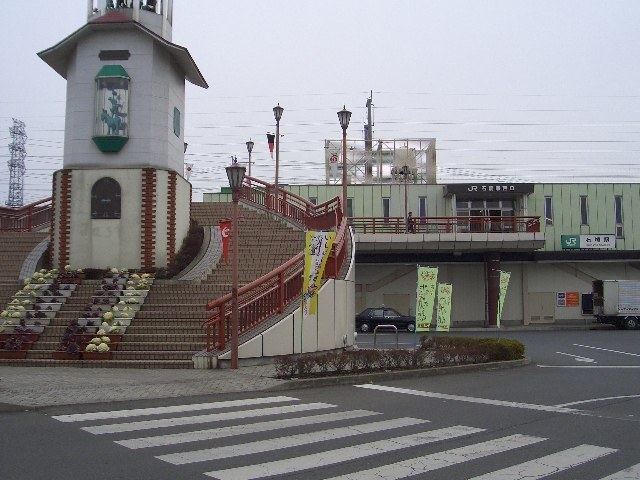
(35, 303), (62, 312)
(0, 350), (28, 359)
(25, 310), (56, 319)
(82, 351), (112, 360)
(53, 351), (81, 360)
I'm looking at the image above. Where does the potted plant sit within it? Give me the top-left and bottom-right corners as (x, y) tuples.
(53, 340), (81, 360)
(0, 336), (29, 359)
(82, 337), (112, 360)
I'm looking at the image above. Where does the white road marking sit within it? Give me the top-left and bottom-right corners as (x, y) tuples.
(116, 409), (379, 450)
(538, 365), (640, 369)
(159, 417), (429, 465)
(599, 463), (640, 479)
(574, 344), (640, 358)
(82, 402), (335, 435)
(355, 384), (580, 413)
(204, 425), (485, 480)
(467, 444), (616, 479)
(322, 434), (546, 480)
(52, 396), (297, 423)
(556, 351), (597, 363)
(556, 394), (640, 408)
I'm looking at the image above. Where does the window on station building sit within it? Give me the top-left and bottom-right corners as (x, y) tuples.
(615, 195), (624, 238)
(346, 198), (353, 218)
(382, 197), (390, 221)
(455, 199), (515, 232)
(91, 177), (122, 219)
(419, 196), (427, 217)
(580, 196), (589, 226)
(544, 196), (553, 225)
(309, 197), (317, 205)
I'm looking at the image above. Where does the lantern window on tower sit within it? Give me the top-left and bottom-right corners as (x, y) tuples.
(93, 65), (130, 153)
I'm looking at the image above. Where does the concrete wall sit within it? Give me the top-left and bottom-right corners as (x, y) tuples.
(56, 167), (191, 270)
(357, 261), (640, 326)
(63, 29), (186, 173)
(218, 230), (356, 360)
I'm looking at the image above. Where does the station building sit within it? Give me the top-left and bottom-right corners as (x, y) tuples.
(206, 182), (640, 328)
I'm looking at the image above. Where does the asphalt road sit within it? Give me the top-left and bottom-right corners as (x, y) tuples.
(1, 330), (639, 480)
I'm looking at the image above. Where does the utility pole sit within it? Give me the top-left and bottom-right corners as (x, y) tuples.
(6, 118), (27, 207)
(364, 91), (374, 183)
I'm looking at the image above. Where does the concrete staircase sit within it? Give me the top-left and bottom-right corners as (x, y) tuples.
(110, 202), (305, 368)
(0, 231), (48, 310)
(0, 202), (305, 368)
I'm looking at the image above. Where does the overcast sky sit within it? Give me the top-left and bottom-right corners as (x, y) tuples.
(1, 0), (640, 203)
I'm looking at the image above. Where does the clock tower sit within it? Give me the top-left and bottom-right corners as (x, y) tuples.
(39, 1), (208, 270)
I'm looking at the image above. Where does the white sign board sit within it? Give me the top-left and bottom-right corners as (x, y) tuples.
(579, 235), (616, 250)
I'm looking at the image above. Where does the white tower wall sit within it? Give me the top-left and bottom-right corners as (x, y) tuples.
(63, 30), (186, 173)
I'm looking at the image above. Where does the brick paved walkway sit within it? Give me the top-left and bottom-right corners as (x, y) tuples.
(0, 365), (285, 408)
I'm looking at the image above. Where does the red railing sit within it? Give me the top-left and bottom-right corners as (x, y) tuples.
(203, 177), (349, 352)
(350, 216), (541, 234)
(0, 197), (53, 232)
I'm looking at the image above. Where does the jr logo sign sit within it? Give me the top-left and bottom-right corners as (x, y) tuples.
(561, 235), (579, 249)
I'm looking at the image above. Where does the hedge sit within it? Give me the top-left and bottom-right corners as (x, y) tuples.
(274, 335), (525, 379)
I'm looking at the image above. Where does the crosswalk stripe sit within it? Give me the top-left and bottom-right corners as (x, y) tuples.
(356, 384), (580, 414)
(82, 402), (335, 435)
(599, 464), (640, 479)
(52, 396), (298, 423)
(468, 444), (617, 479)
(204, 425), (485, 480)
(321, 434), (547, 480)
(116, 410), (380, 450)
(158, 416), (430, 465)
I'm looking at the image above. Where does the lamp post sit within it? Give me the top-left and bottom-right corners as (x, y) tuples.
(245, 139), (254, 181)
(337, 106), (352, 216)
(273, 104), (284, 211)
(225, 162), (246, 370)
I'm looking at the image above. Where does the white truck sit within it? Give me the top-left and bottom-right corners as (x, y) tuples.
(593, 280), (640, 329)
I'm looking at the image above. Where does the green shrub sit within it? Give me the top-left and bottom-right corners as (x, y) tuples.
(420, 335), (524, 363)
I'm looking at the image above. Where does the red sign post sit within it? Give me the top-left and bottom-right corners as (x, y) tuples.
(219, 218), (231, 263)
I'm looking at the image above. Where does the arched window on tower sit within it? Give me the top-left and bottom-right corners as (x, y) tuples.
(91, 177), (122, 219)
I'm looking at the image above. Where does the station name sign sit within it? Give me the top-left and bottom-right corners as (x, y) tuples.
(444, 183), (534, 198)
(561, 234), (616, 250)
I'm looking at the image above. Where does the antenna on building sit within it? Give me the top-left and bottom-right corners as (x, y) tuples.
(6, 118), (27, 207)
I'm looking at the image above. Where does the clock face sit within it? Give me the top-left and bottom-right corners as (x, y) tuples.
(95, 77), (130, 138)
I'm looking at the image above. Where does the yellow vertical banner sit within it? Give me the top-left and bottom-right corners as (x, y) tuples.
(436, 283), (453, 332)
(497, 270), (511, 328)
(302, 230), (336, 315)
(415, 266), (438, 331)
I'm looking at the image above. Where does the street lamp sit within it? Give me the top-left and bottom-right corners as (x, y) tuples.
(337, 105), (351, 216)
(225, 162), (246, 370)
(273, 104), (284, 211)
(245, 139), (254, 180)
(399, 165), (410, 232)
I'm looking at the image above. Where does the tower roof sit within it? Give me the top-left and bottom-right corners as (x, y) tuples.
(37, 19), (208, 89)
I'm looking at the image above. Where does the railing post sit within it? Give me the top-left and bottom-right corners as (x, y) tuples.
(217, 304), (226, 349)
(278, 270), (285, 313)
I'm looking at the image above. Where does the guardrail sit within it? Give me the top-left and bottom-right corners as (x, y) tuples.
(0, 197), (53, 232)
(203, 176), (348, 352)
(350, 216), (541, 234)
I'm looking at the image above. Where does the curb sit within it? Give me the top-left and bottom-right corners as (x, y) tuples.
(265, 358), (530, 391)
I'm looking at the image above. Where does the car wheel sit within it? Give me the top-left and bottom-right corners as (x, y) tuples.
(407, 323), (415, 333)
(624, 317), (639, 330)
(360, 323), (370, 333)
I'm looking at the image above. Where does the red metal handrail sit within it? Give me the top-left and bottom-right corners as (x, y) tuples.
(203, 178), (347, 352)
(350, 216), (541, 234)
(0, 197), (53, 232)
